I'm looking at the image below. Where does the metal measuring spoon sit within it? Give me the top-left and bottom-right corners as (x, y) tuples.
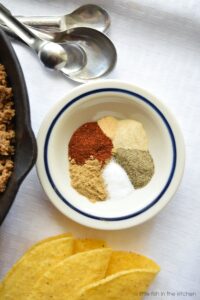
(31, 27), (117, 82)
(0, 4), (86, 75)
(1, 24), (117, 83)
(16, 4), (110, 33)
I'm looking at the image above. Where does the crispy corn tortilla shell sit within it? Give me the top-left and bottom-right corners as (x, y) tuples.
(75, 269), (159, 300)
(1, 233), (72, 275)
(28, 235), (106, 254)
(106, 251), (160, 275)
(27, 248), (112, 300)
(0, 237), (74, 300)
(33, 233), (72, 245)
(0, 234), (107, 299)
(0, 234), (160, 300)
(75, 238), (107, 253)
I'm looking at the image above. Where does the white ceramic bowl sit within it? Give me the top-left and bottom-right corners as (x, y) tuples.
(37, 80), (185, 230)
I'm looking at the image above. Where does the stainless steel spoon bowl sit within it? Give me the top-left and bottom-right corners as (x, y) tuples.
(0, 4), (86, 74)
(32, 27), (117, 82)
(1, 24), (117, 83)
(16, 4), (110, 33)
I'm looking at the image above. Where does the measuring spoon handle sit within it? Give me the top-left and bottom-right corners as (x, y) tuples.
(16, 15), (61, 29)
(0, 4), (42, 50)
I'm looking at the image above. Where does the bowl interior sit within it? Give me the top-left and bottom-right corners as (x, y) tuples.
(45, 90), (175, 219)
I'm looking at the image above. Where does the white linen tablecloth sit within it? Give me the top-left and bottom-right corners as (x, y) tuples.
(0, 1), (200, 299)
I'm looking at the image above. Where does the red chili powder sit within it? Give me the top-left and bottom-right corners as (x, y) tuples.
(68, 122), (113, 165)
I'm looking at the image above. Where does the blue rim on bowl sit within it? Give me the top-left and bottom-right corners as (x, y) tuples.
(37, 80), (185, 230)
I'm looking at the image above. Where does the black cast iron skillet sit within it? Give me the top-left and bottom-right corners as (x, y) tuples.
(0, 29), (37, 225)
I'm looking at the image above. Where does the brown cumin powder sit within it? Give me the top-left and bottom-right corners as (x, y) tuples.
(69, 158), (107, 202)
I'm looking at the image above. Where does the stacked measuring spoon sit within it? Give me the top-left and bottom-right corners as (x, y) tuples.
(0, 4), (117, 83)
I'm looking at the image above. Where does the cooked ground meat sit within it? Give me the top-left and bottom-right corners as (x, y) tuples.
(0, 159), (14, 192)
(0, 64), (7, 86)
(0, 127), (15, 155)
(0, 64), (15, 192)
(0, 103), (15, 123)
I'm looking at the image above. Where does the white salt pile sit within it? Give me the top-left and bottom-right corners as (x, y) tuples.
(103, 159), (134, 200)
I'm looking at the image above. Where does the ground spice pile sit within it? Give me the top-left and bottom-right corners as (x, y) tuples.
(114, 148), (154, 189)
(113, 119), (148, 151)
(69, 159), (107, 202)
(68, 116), (155, 202)
(69, 122), (113, 165)
(98, 116), (119, 140)
(68, 122), (113, 201)
(0, 64), (15, 192)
